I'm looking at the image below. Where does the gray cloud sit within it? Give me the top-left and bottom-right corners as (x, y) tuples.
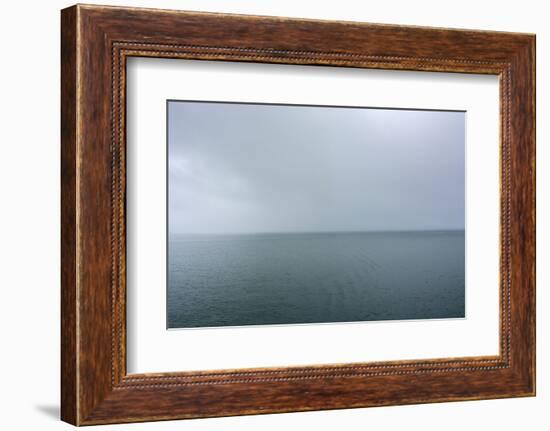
(168, 101), (464, 234)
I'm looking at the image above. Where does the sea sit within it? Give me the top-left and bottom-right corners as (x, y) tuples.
(167, 230), (465, 329)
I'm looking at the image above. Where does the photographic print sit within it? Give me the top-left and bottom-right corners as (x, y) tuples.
(167, 100), (465, 329)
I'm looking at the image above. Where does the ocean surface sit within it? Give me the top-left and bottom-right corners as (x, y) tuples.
(167, 231), (465, 329)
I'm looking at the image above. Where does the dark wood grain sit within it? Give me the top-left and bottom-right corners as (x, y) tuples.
(61, 4), (535, 425)
(60, 5), (78, 425)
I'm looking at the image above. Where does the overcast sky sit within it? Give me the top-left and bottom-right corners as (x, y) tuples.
(168, 101), (465, 235)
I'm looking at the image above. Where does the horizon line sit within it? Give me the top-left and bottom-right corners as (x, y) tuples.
(170, 228), (465, 236)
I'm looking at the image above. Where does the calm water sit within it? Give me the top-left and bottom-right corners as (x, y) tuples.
(167, 231), (465, 328)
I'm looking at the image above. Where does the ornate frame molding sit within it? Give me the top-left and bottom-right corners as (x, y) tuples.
(61, 5), (535, 425)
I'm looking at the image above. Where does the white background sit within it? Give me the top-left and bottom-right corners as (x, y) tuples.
(0, 0), (546, 430)
(127, 59), (500, 373)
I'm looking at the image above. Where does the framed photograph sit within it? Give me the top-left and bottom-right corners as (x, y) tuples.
(61, 4), (535, 425)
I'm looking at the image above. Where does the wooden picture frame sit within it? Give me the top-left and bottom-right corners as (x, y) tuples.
(61, 4), (535, 425)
